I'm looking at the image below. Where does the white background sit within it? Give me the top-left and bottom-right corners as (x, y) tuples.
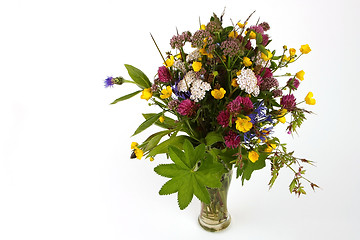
(1, 0), (359, 239)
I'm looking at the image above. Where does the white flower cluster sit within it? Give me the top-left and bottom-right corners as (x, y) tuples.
(178, 71), (211, 102)
(236, 68), (260, 97)
(190, 79), (211, 102)
(173, 60), (186, 73)
(186, 49), (201, 62)
(253, 51), (269, 68)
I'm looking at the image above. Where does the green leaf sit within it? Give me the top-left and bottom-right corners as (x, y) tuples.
(241, 152), (267, 183)
(124, 64), (151, 89)
(256, 33), (263, 45)
(154, 142), (226, 210)
(110, 90), (142, 104)
(132, 112), (163, 136)
(205, 131), (224, 146)
(154, 164), (184, 178)
(257, 45), (268, 56)
(144, 130), (172, 151)
(143, 113), (177, 129)
(148, 135), (187, 157)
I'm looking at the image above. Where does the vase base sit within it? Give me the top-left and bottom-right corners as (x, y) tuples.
(198, 214), (231, 232)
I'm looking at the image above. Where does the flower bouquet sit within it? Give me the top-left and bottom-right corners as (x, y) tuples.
(105, 11), (318, 231)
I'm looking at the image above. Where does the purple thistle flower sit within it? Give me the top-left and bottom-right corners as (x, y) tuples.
(172, 78), (190, 99)
(158, 66), (172, 83)
(281, 94), (297, 111)
(104, 77), (114, 88)
(224, 131), (241, 149)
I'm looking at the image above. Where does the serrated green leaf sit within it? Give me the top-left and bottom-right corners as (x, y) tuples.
(154, 164), (184, 178)
(110, 90), (142, 104)
(159, 177), (183, 195)
(193, 175), (210, 203)
(183, 140), (195, 167)
(177, 175), (193, 210)
(124, 64), (151, 89)
(168, 146), (190, 169)
(132, 112), (163, 136)
(192, 144), (205, 167)
(205, 131), (224, 146)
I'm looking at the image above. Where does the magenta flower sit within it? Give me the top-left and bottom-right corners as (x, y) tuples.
(227, 96), (254, 115)
(217, 110), (230, 127)
(224, 131), (241, 149)
(177, 99), (197, 117)
(158, 66), (172, 83)
(280, 94), (297, 111)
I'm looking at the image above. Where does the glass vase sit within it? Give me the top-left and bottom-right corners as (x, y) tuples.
(198, 170), (232, 232)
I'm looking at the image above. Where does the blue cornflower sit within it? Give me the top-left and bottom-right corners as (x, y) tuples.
(104, 77), (114, 88)
(172, 78), (190, 99)
(249, 101), (272, 124)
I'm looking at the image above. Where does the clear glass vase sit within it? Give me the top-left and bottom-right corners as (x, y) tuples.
(198, 170), (232, 232)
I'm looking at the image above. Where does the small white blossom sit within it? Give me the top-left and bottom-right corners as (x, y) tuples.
(186, 49), (201, 62)
(253, 51), (270, 68)
(178, 71), (197, 92)
(173, 60), (186, 73)
(189, 79), (211, 102)
(236, 68), (260, 97)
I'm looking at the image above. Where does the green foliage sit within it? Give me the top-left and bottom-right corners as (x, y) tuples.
(143, 113), (177, 129)
(124, 64), (151, 89)
(205, 131), (224, 146)
(147, 135), (188, 157)
(110, 90), (142, 104)
(256, 33), (263, 45)
(154, 140), (227, 210)
(237, 152), (268, 184)
(132, 112), (163, 136)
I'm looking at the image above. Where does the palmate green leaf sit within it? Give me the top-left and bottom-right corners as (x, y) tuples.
(124, 64), (151, 89)
(132, 112), (163, 136)
(205, 131), (224, 146)
(154, 140), (226, 210)
(110, 90), (142, 104)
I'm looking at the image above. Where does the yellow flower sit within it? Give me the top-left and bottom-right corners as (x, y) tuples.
(282, 55), (290, 62)
(134, 148), (144, 160)
(264, 144), (277, 153)
(283, 45), (288, 50)
(200, 24), (206, 30)
(235, 116), (253, 133)
(159, 116), (165, 123)
(300, 44), (311, 54)
(140, 88), (152, 101)
(211, 88), (226, 99)
(248, 31), (256, 39)
(231, 78), (239, 87)
(261, 51), (273, 61)
(199, 48), (213, 58)
(243, 57), (252, 67)
(236, 70), (242, 76)
(289, 48), (296, 56)
(228, 31), (238, 38)
(237, 22), (246, 28)
(192, 61), (202, 72)
(296, 70), (305, 81)
(278, 109), (287, 123)
(305, 92), (316, 105)
(164, 55), (174, 67)
(131, 142), (138, 150)
(248, 151), (259, 163)
(175, 53), (182, 59)
(150, 157), (155, 162)
(160, 86), (172, 99)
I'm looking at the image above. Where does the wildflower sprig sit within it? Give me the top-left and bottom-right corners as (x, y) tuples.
(105, 11), (318, 209)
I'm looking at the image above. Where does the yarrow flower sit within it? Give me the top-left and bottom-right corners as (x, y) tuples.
(168, 99), (180, 110)
(189, 79), (211, 102)
(191, 30), (210, 48)
(236, 69), (260, 97)
(280, 94), (297, 111)
(170, 31), (192, 49)
(221, 38), (241, 57)
(224, 131), (241, 149)
(177, 99), (197, 117)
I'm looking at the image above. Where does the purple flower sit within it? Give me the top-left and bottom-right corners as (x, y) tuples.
(260, 77), (279, 91)
(221, 38), (241, 57)
(272, 89), (283, 98)
(158, 66), (172, 83)
(249, 25), (264, 34)
(170, 31), (192, 49)
(262, 34), (269, 46)
(280, 94), (297, 111)
(259, 22), (270, 31)
(168, 99), (180, 110)
(217, 110), (230, 127)
(287, 78), (300, 90)
(104, 77), (114, 88)
(172, 79), (190, 99)
(191, 30), (210, 48)
(227, 96), (254, 115)
(177, 99), (197, 117)
(224, 131), (241, 149)
(261, 68), (273, 78)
